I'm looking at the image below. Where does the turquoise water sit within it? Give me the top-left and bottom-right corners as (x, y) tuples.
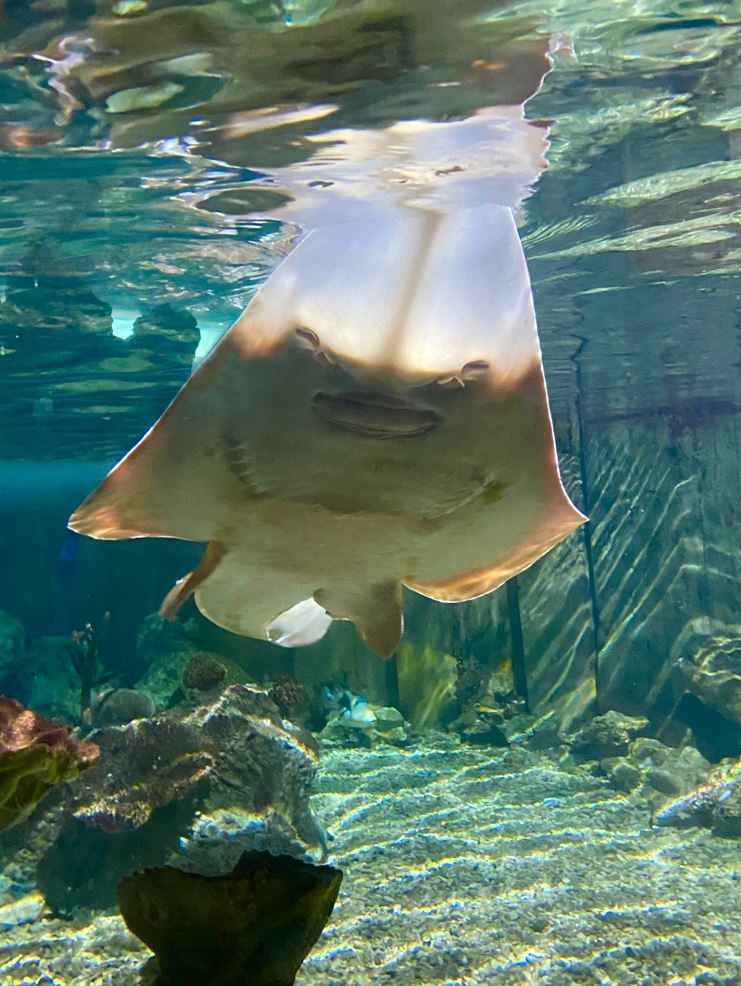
(0, 1), (739, 983)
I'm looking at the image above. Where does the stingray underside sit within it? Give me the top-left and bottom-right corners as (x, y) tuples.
(69, 206), (585, 658)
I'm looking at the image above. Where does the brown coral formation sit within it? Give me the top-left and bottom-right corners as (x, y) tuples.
(182, 653), (227, 692)
(269, 676), (306, 720)
(117, 850), (342, 986)
(0, 697), (99, 831)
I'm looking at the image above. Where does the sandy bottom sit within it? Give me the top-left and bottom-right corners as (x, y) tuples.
(1, 737), (739, 985)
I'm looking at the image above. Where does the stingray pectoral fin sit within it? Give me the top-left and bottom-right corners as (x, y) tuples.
(160, 541), (227, 620)
(406, 498), (586, 603)
(316, 581), (403, 660)
(266, 597), (333, 648)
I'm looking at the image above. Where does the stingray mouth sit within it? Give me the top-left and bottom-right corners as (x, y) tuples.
(312, 390), (441, 438)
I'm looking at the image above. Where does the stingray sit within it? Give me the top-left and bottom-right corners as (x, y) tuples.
(69, 34), (585, 658)
(69, 202), (585, 657)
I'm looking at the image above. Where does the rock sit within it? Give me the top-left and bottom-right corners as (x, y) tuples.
(0, 611), (25, 676)
(90, 688), (155, 727)
(0, 697), (99, 831)
(374, 707), (404, 729)
(449, 662), (531, 749)
(72, 717), (214, 833)
(601, 736), (710, 801)
(132, 303), (199, 354)
(26, 636), (83, 722)
(677, 657), (741, 728)
(319, 715), (372, 749)
(657, 760), (741, 838)
(453, 708), (509, 747)
(32, 685), (326, 910)
(319, 704), (410, 749)
(569, 710), (649, 760)
(602, 757), (642, 792)
(634, 740), (710, 796)
(0, 888), (44, 929)
(137, 614), (200, 665)
(371, 707), (410, 747)
(135, 614), (201, 708)
(513, 712), (562, 752)
(377, 725), (408, 746)
(117, 850), (342, 986)
(0, 890), (45, 929)
(646, 767), (684, 797)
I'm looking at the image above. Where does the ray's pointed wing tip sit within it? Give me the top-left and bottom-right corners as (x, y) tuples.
(67, 500), (105, 538)
(68, 491), (150, 540)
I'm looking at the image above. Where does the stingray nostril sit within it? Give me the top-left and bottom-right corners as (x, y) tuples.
(294, 327), (320, 351)
(461, 359), (490, 381)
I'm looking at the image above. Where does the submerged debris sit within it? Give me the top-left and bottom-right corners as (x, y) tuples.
(117, 850), (342, 986)
(0, 697), (99, 831)
(657, 759), (741, 838)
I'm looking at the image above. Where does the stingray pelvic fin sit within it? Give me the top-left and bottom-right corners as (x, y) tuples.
(317, 581), (403, 659)
(266, 597), (333, 648)
(160, 541), (227, 620)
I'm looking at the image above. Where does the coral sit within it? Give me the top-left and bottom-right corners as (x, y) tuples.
(269, 676), (306, 719)
(568, 710), (649, 761)
(182, 653), (227, 692)
(91, 689), (156, 728)
(0, 697), (99, 831)
(31, 685), (326, 910)
(117, 850), (342, 986)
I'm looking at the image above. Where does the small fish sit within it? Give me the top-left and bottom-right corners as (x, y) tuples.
(322, 684), (377, 729)
(340, 696), (377, 729)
